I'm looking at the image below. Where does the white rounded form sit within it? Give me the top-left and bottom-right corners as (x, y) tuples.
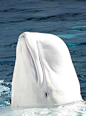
(11, 32), (82, 107)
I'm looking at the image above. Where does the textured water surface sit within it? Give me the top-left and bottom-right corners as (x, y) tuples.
(0, 0), (86, 115)
(0, 101), (86, 116)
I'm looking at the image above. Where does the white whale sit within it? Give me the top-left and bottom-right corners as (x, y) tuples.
(11, 32), (82, 107)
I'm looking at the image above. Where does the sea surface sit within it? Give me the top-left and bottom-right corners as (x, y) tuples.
(0, 0), (86, 115)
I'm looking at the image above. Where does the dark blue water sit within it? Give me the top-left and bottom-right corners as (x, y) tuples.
(0, 0), (86, 107)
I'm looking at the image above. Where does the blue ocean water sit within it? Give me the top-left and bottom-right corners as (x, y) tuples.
(0, 0), (86, 110)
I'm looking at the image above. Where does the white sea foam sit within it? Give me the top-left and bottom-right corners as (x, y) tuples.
(0, 101), (86, 116)
(0, 82), (11, 107)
